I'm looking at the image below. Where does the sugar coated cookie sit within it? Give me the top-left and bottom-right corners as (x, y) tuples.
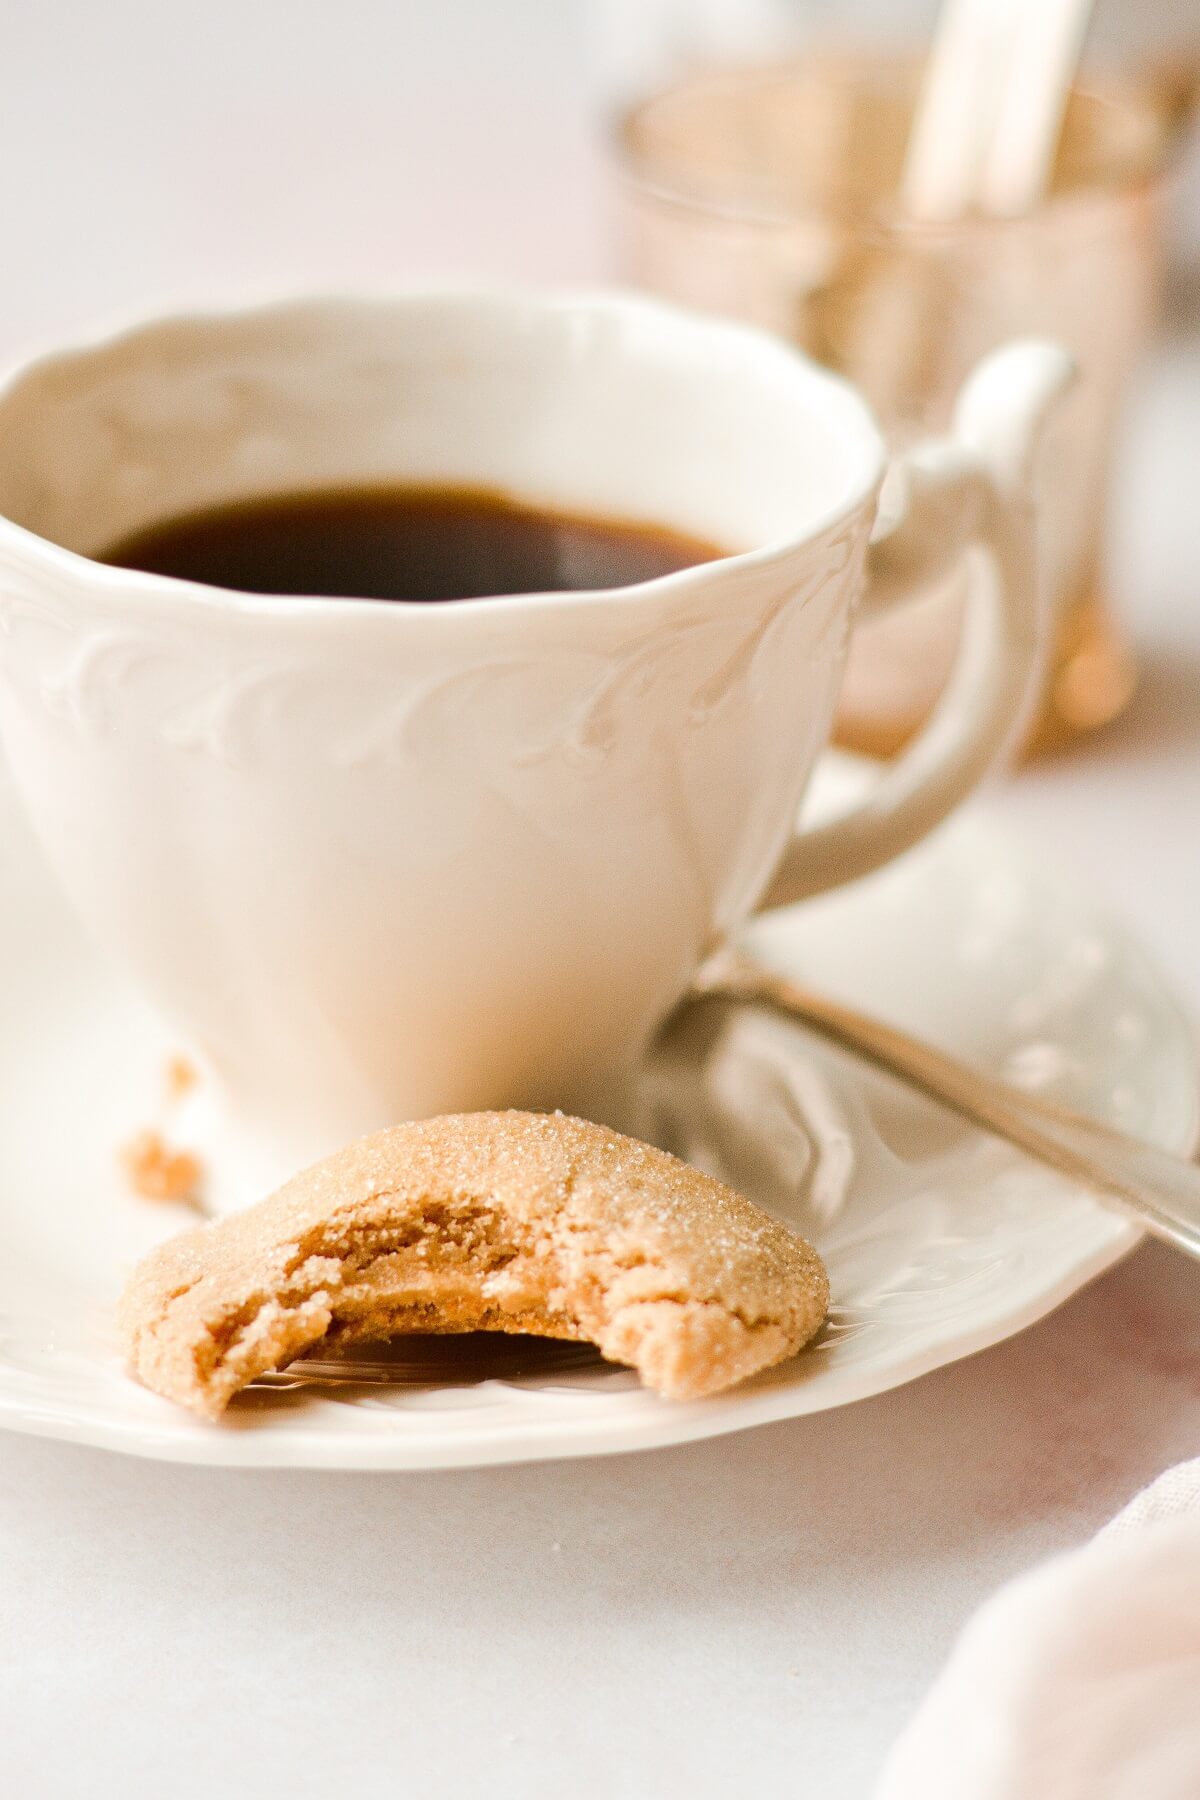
(120, 1111), (829, 1417)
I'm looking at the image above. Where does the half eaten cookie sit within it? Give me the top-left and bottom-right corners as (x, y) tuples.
(119, 1110), (829, 1418)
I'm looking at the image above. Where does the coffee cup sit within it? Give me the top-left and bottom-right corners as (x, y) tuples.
(0, 291), (1070, 1189)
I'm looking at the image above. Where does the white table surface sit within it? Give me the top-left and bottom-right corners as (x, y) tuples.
(1, 6), (1198, 1796)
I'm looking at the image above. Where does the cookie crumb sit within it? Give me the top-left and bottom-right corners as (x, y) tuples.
(165, 1054), (198, 1101)
(120, 1129), (205, 1212)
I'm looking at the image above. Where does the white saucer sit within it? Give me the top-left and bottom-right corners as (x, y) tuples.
(0, 760), (1195, 1469)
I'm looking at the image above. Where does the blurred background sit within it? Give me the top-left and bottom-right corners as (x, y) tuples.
(1, 0), (1195, 344)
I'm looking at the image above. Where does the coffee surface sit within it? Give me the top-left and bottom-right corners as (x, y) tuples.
(101, 485), (722, 601)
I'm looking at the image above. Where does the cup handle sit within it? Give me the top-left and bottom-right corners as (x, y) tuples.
(758, 339), (1076, 912)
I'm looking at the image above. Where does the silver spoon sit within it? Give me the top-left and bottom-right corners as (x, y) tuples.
(694, 951), (1200, 1260)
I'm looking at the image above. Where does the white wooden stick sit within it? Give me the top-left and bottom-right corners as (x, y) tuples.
(978, 0), (1096, 215)
(901, 0), (1022, 221)
(903, 0), (1096, 222)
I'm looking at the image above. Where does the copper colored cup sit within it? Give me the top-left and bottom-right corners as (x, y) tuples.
(615, 56), (1185, 755)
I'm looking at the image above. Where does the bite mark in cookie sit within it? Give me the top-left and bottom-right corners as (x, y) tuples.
(119, 1110), (829, 1418)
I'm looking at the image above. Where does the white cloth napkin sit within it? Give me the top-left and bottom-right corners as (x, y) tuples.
(873, 1460), (1200, 1800)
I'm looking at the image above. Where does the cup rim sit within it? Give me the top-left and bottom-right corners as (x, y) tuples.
(0, 285), (886, 621)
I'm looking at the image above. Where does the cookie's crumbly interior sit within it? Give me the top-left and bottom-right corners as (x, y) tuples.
(120, 1111), (829, 1417)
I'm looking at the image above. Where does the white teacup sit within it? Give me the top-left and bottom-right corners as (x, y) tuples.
(0, 292), (1069, 1188)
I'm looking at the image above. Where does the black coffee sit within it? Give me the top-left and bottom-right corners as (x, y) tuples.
(100, 484), (723, 601)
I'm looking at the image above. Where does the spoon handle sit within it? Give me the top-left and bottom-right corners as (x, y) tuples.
(698, 954), (1200, 1260)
